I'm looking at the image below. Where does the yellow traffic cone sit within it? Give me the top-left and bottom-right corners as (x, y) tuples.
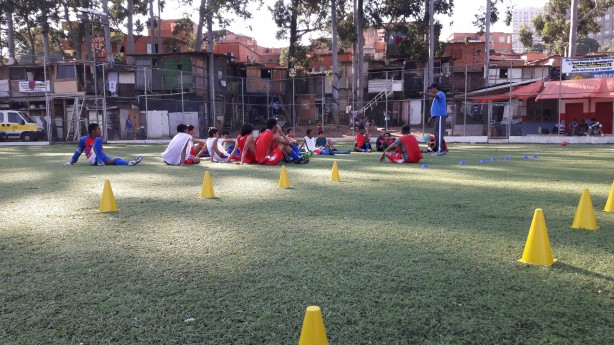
(200, 171), (215, 199)
(604, 181), (614, 212)
(279, 165), (290, 189)
(572, 188), (599, 230)
(518, 209), (556, 266)
(330, 160), (340, 182)
(99, 179), (118, 212)
(298, 306), (329, 345)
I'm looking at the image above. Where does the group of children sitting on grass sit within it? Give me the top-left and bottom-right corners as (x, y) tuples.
(67, 120), (445, 167)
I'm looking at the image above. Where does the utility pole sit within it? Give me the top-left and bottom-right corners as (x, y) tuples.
(568, 0), (579, 57)
(484, 0), (491, 87)
(427, 0), (434, 86)
(149, 0), (155, 53)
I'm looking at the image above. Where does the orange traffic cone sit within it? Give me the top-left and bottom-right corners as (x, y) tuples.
(572, 188), (599, 230)
(99, 179), (118, 212)
(298, 306), (329, 345)
(279, 165), (290, 189)
(200, 171), (215, 199)
(604, 181), (614, 213)
(518, 209), (556, 266)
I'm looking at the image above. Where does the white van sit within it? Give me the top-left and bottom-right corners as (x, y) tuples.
(0, 110), (46, 141)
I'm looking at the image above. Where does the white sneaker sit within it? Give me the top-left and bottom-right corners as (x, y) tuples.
(128, 156), (142, 166)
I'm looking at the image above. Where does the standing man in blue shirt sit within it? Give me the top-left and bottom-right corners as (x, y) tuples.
(420, 82), (447, 156)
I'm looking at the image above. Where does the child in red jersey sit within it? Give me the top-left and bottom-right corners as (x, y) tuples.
(227, 123), (257, 164)
(354, 125), (372, 152)
(380, 125), (423, 164)
(255, 118), (308, 165)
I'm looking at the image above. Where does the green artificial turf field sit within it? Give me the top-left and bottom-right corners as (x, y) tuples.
(0, 143), (612, 344)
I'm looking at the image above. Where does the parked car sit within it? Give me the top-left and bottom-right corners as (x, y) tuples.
(0, 110), (46, 141)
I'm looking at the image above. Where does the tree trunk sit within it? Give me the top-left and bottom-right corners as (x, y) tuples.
(352, 0), (357, 113)
(149, 0), (155, 53)
(207, 6), (217, 128)
(356, 0), (364, 113)
(101, 0), (113, 62)
(195, 0), (206, 51)
(568, 0), (579, 57)
(41, 12), (51, 62)
(428, 0), (434, 87)
(157, 0), (162, 53)
(484, 0), (491, 86)
(26, 20), (36, 64)
(85, 15), (92, 61)
(6, 9), (16, 65)
(63, 3), (81, 60)
(331, 0), (339, 124)
(127, 0), (134, 64)
(287, 0), (299, 74)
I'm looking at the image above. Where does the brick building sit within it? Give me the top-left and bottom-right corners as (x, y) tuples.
(447, 32), (513, 54)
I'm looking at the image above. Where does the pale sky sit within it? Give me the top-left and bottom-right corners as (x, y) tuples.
(169, 0), (549, 48)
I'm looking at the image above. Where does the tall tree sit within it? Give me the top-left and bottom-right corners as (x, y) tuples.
(101, 0), (114, 62)
(60, 0), (87, 60)
(517, 24), (534, 51)
(330, 0), (340, 123)
(13, 1), (40, 63)
(110, 0), (148, 63)
(532, 0), (613, 55)
(1, 0), (18, 64)
(270, 0), (328, 75)
(472, 0), (513, 35)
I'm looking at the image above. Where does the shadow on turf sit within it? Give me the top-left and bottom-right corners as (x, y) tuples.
(554, 262), (614, 282)
(0, 219), (612, 344)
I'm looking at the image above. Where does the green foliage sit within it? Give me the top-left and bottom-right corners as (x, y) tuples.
(279, 45), (311, 76)
(518, 24), (534, 51)
(270, 0), (329, 71)
(531, 42), (545, 53)
(0, 144), (612, 343)
(576, 37), (600, 55)
(386, 21), (446, 62)
(473, 0), (513, 35)
(600, 39), (614, 52)
(532, 0), (614, 55)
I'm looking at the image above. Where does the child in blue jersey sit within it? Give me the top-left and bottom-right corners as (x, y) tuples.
(67, 123), (142, 166)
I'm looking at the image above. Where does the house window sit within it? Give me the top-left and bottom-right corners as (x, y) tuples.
(57, 65), (76, 79)
(9, 68), (26, 80)
(261, 69), (271, 79)
(499, 36), (505, 43)
(499, 68), (508, 78)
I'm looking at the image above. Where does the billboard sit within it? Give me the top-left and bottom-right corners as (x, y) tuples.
(562, 57), (614, 74)
(18, 81), (50, 93)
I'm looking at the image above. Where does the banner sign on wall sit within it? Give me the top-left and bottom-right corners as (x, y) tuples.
(562, 57), (614, 74)
(18, 80), (50, 93)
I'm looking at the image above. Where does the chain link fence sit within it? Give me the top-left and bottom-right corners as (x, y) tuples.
(5, 58), (599, 143)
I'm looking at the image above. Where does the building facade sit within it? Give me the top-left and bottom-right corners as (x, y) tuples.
(512, 7), (544, 53)
(588, 7), (614, 47)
